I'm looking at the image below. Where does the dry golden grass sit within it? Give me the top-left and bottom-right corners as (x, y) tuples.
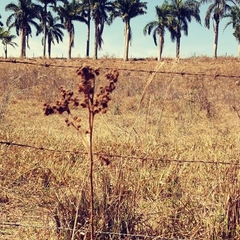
(0, 57), (240, 239)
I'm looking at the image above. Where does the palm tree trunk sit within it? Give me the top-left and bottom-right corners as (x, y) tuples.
(238, 40), (240, 58)
(4, 44), (7, 59)
(20, 28), (26, 58)
(158, 34), (164, 61)
(176, 36), (180, 60)
(48, 38), (51, 59)
(68, 32), (72, 59)
(124, 21), (130, 61)
(43, 4), (47, 58)
(94, 21), (98, 60)
(86, 8), (91, 57)
(213, 20), (219, 59)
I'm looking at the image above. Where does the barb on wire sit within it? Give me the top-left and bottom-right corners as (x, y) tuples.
(0, 141), (240, 166)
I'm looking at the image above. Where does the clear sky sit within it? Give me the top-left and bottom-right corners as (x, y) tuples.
(0, 0), (238, 58)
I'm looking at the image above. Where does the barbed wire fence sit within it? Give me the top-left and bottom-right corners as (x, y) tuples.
(0, 140), (240, 166)
(1, 58), (240, 79)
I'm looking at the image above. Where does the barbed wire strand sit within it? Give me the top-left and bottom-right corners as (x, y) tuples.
(0, 58), (240, 79)
(0, 141), (239, 166)
(0, 222), (181, 240)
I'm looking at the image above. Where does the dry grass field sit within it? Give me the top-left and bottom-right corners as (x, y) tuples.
(0, 57), (240, 240)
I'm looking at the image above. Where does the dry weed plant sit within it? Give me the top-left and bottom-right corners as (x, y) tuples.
(43, 65), (119, 240)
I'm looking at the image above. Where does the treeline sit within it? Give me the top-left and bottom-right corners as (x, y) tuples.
(0, 0), (239, 60)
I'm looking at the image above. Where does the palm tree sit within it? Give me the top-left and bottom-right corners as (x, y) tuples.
(90, 0), (115, 59)
(143, 3), (173, 61)
(168, 0), (201, 59)
(112, 0), (147, 61)
(224, 5), (240, 57)
(53, 0), (87, 59)
(5, 0), (42, 58)
(36, 0), (57, 58)
(201, 0), (232, 58)
(37, 12), (65, 58)
(1, 30), (18, 58)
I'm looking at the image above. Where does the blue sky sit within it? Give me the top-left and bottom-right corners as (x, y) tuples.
(0, 0), (238, 58)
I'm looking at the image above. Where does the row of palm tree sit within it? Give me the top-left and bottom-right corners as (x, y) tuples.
(144, 0), (201, 61)
(0, 0), (240, 60)
(144, 0), (240, 60)
(2, 0), (144, 60)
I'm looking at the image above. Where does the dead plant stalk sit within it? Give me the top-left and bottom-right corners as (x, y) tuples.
(43, 65), (119, 240)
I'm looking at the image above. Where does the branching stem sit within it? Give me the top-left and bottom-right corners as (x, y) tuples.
(89, 79), (95, 240)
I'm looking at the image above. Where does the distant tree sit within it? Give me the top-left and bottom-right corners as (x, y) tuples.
(53, 0), (87, 59)
(5, 0), (41, 58)
(36, 0), (58, 58)
(224, 5), (240, 57)
(201, 0), (232, 58)
(168, 0), (201, 59)
(112, 0), (147, 61)
(143, 3), (174, 61)
(1, 30), (18, 58)
(90, 0), (115, 59)
(0, 15), (3, 27)
(37, 12), (65, 58)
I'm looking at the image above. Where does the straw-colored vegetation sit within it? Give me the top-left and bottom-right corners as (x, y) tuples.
(0, 57), (240, 239)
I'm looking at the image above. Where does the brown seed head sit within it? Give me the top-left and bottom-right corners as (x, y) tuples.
(104, 70), (119, 83)
(43, 103), (54, 115)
